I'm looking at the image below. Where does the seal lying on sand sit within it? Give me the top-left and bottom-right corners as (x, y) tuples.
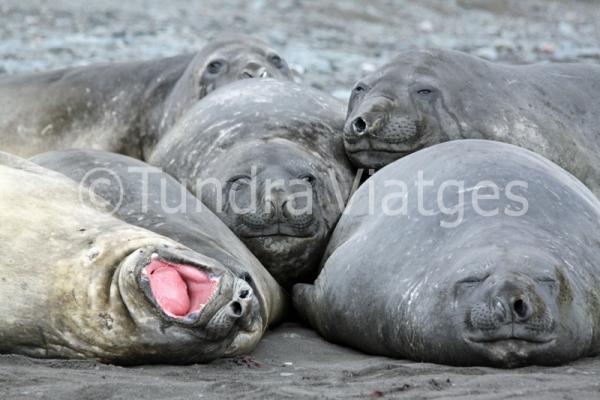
(0, 151), (285, 364)
(0, 36), (291, 159)
(150, 79), (355, 288)
(344, 48), (600, 196)
(294, 140), (600, 367)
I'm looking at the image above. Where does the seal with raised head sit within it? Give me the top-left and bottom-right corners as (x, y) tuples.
(149, 79), (355, 288)
(344, 48), (600, 196)
(0, 36), (292, 159)
(294, 139), (600, 367)
(0, 151), (285, 364)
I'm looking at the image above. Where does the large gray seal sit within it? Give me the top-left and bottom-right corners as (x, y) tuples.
(0, 36), (292, 159)
(0, 151), (285, 364)
(149, 79), (355, 288)
(344, 48), (600, 196)
(294, 139), (600, 367)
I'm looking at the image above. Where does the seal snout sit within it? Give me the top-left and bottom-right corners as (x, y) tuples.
(205, 277), (258, 339)
(236, 178), (317, 238)
(344, 96), (423, 170)
(464, 275), (555, 344)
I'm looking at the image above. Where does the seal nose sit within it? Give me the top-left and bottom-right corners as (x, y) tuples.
(265, 183), (312, 223)
(241, 61), (269, 79)
(352, 117), (368, 135)
(491, 280), (534, 323)
(512, 297), (531, 321)
(226, 280), (254, 318)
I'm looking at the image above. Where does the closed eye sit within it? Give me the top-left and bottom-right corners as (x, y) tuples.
(227, 175), (251, 189)
(535, 277), (558, 287)
(458, 275), (489, 285)
(299, 175), (315, 184)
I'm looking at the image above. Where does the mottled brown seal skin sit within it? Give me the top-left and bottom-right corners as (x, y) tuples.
(295, 140), (600, 368)
(0, 151), (285, 365)
(0, 36), (292, 159)
(150, 79), (355, 288)
(344, 48), (600, 196)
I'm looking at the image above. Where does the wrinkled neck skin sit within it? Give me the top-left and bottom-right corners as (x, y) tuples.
(383, 242), (596, 367)
(33, 229), (262, 364)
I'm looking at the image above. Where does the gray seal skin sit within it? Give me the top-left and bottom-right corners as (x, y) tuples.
(0, 36), (291, 159)
(294, 139), (600, 368)
(344, 48), (600, 196)
(0, 151), (285, 365)
(150, 79), (355, 288)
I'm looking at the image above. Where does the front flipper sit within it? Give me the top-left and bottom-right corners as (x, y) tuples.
(292, 283), (321, 330)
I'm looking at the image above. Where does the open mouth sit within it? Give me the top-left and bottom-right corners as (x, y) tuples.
(141, 255), (220, 320)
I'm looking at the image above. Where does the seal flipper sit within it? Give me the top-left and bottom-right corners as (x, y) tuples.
(292, 283), (321, 330)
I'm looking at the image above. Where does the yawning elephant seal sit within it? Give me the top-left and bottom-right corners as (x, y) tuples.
(294, 140), (600, 367)
(0, 151), (285, 364)
(0, 36), (291, 159)
(344, 48), (600, 196)
(150, 79), (355, 288)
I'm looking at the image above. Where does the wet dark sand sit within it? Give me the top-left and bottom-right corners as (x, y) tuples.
(1, 323), (599, 399)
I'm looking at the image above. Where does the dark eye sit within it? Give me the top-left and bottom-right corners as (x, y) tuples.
(354, 84), (366, 93)
(206, 60), (224, 75)
(417, 88), (432, 95)
(239, 272), (253, 285)
(300, 175), (315, 185)
(229, 176), (251, 190)
(270, 54), (284, 69)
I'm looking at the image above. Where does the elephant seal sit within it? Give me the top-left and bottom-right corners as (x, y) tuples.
(0, 36), (291, 159)
(150, 79), (355, 288)
(344, 48), (600, 196)
(0, 151), (285, 364)
(294, 139), (600, 367)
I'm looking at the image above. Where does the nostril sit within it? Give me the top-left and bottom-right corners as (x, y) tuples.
(352, 117), (367, 134)
(242, 71), (254, 79)
(239, 289), (250, 299)
(513, 299), (528, 319)
(230, 301), (243, 317)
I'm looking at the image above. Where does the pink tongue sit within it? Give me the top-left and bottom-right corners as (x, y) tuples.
(149, 266), (190, 316)
(146, 260), (217, 317)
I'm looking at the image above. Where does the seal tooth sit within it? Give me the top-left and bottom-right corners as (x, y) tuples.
(151, 252), (159, 260)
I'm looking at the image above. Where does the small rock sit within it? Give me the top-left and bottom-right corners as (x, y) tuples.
(538, 42), (556, 54)
(493, 39), (514, 51)
(418, 20), (434, 33)
(360, 62), (377, 73)
(474, 47), (498, 61)
(558, 22), (575, 36)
